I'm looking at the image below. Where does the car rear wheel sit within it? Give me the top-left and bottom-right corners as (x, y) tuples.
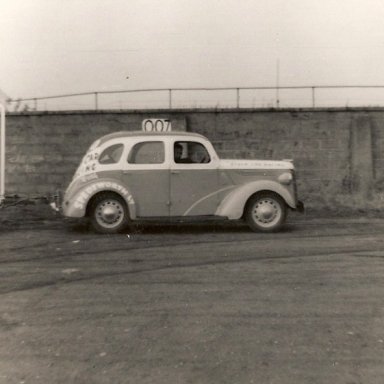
(245, 192), (287, 232)
(89, 192), (129, 234)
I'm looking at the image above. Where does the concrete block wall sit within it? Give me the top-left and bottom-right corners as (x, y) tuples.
(4, 108), (384, 210)
(5, 112), (187, 196)
(187, 111), (352, 207)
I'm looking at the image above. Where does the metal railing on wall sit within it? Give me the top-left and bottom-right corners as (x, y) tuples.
(6, 85), (384, 112)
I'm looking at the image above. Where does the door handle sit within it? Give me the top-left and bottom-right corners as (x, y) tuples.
(171, 170), (180, 174)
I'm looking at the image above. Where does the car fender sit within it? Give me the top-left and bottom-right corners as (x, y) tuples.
(215, 180), (296, 220)
(63, 178), (137, 219)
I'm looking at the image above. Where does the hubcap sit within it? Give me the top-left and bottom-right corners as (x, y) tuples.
(252, 198), (281, 227)
(95, 199), (124, 228)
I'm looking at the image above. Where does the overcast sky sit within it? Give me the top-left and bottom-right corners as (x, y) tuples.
(1, 0), (384, 103)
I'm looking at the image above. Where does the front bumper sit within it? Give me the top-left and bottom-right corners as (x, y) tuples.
(50, 190), (62, 213)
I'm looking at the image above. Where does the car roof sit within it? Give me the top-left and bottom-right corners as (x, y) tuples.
(98, 130), (206, 145)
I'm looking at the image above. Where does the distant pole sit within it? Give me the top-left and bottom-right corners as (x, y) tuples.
(276, 59), (280, 108)
(0, 103), (5, 203)
(236, 88), (240, 108)
(169, 89), (172, 109)
(94, 92), (98, 110)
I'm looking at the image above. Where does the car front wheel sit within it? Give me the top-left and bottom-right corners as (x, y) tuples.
(89, 192), (129, 234)
(245, 192), (287, 232)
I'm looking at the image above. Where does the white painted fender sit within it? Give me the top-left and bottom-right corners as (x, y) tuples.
(215, 180), (296, 220)
(63, 179), (137, 219)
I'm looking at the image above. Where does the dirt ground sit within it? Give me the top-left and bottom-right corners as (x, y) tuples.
(1, 203), (384, 383)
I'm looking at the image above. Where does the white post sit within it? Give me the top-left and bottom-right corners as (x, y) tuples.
(0, 103), (5, 203)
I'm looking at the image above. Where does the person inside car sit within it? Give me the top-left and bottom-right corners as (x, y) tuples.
(174, 143), (192, 163)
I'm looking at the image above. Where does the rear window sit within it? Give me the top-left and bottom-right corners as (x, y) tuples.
(98, 143), (124, 164)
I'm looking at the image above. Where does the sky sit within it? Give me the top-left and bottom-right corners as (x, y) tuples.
(1, 0), (384, 108)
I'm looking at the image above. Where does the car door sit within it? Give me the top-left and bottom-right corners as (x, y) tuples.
(170, 140), (219, 216)
(122, 139), (170, 217)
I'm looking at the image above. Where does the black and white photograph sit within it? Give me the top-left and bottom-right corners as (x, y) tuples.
(1, 1), (384, 383)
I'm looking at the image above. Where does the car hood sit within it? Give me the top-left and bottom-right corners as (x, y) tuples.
(218, 159), (294, 170)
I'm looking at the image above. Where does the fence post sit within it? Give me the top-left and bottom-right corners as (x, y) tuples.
(236, 88), (240, 108)
(169, 89), (172, 109)
(276, 87), (280, 109)
(94, 92), (98, 110)
(312, 87), (315, 108)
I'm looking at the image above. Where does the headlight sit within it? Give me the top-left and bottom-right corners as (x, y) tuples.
(278, 172), (293, 185)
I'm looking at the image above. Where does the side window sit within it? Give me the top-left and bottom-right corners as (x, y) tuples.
(174, 141), (210, 164)
(128, 141), (165, 164)
(98, 143), (124, 164)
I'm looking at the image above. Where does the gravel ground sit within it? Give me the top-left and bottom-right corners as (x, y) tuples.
(1, 201), (384, 383)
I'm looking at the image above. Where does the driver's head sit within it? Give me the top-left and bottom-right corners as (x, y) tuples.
(174, 143), (183, 160)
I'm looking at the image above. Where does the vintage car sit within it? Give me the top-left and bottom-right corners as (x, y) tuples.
(57, 131), (303, 233)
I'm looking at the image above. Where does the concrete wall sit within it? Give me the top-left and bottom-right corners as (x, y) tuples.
(4, 108), (384, 210)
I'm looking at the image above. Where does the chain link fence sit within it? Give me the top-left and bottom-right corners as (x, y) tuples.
(6, 86), (384, 112)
